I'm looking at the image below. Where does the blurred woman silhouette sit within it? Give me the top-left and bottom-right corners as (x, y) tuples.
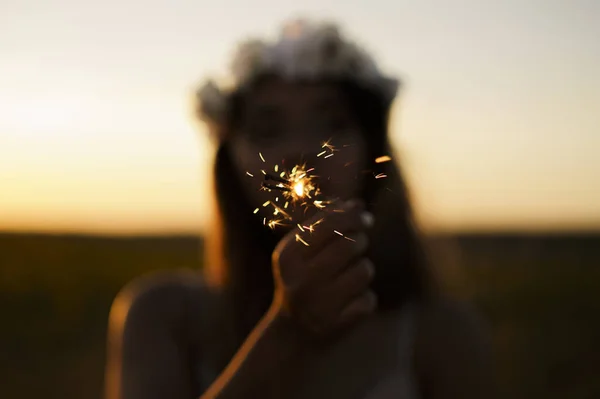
(105, 19), (492, 399)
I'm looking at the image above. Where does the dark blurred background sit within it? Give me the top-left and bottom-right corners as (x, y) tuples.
(1, 232), (598, 398)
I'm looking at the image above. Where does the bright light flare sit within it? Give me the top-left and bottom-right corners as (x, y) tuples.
(293, 181), (305, 197)
(248, 140), (388, 238)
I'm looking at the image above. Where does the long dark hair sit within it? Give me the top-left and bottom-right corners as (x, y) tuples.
(202, 77), (437, 351)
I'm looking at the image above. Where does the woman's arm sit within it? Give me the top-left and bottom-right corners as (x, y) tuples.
(106, 204), (375, 399)
(414, 300), (495, 399)
(198, 297), (307, 399)
(105, 272), (308, 399)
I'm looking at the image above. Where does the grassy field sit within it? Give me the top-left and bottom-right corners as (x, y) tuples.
(0, 232), (598, 398)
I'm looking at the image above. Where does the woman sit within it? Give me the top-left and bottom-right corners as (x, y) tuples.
(105, 19), (493, 399)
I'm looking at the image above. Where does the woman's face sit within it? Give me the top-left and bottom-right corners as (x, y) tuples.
(228, 79), (367, 224)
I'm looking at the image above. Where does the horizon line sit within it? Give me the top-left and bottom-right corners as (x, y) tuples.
(1, 227), (598, 238)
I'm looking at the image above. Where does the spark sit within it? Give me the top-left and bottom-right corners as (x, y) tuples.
(311, 218), (324, 228)
(247, 140), (385, 234)
(262, 163), (320, 208)
(334, 229), (356, 242)
(269, 201), (291, 221)
(375, 155), (392, 164)
(268, 219), (284, 229)
(322, 140), (336, 152)
(301, 218), (324, 233)
(295, 234), (310, 246)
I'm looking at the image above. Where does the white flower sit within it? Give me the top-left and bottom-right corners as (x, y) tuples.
(196, 79), (226, 124)
(295, 22), (343, 78)
(230, 39), (269, 86)
(195, 19), (400, 127)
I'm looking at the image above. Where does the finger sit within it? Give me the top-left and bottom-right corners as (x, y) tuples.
(331, 258), (375, 301)
(296, 203), (373, 258)
(336, 290), (378, 327)
(306, 235), (369, 281)
(319, 258), (375, 316)
(274, 199), (367, 267)
(306, 258), (374, 326)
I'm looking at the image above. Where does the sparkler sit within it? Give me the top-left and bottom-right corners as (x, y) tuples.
(247, 140), (391, 245)
(250, 142), (333, 232)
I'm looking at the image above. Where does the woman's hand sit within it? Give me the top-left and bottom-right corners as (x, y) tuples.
(271, 199), (376, 340)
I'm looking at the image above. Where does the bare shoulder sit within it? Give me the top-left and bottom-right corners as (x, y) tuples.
(105, 269), (211, 399)
(108, 269), (209, 337)
(413, 298), (495, 399)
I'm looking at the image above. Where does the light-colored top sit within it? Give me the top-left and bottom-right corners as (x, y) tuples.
(363, 302), (420, 399)
(195, 301), (420, 399)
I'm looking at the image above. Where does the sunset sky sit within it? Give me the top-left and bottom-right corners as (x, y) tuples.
(1, 0), (599, 234)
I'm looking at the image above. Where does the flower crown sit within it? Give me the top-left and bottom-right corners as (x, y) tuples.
(195, 19), (400, 128)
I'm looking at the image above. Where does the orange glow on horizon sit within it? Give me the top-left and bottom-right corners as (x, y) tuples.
(2, 1), (599, 235)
